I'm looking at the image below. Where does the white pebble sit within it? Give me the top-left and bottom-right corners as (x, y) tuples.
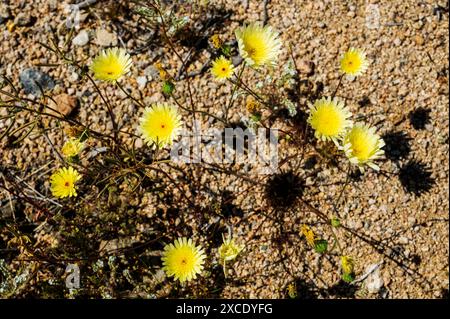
(72, 30), (89, 46)
(136, 76), (147, 90)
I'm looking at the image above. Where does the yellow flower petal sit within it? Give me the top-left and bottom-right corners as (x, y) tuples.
(211, 56), (234, 81)
(307, 97), (353, 143)
(301, 225), (315, 247)
(138, 103), (182, 148)
(341, 124), (385, 171)
(61, 138), (84, 158)
(218, 234), (243, 263)
(50, 167), (81, 198)
(235, 23), (282, 67)
(340, 48), (369, 77)
(161, 237), (206, 283)
(341, 255), (354, 274)
(90, 48), (132, 82)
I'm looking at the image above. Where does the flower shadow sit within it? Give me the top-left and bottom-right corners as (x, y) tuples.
(399, 159), (435, 196)
(381, 130), (412, 161)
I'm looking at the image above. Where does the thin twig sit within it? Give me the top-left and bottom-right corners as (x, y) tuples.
(41, 127), (65, 164)
(85, 73), (120, 144)
(77, 0), (98, 9)
(331, 164), (352, 218)
(332, 74), (344, 98)
(262, 0), (270, 25)
(351, 261), (384, 284)
(170, 92), (228, 125)
(116, 81), (146, 108)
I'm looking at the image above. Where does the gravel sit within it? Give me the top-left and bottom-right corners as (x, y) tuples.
(0, 0), (448, 299)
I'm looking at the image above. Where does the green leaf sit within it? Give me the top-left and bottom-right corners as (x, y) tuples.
(331, 218), (340, 227)
(79, 129), (90, 142)
(342, 272), (355, 283)
(250, 112), (262, 122)
(162, 81), (175, 96)
(221, 45), (232, 56)
(314, 239), (328, 253)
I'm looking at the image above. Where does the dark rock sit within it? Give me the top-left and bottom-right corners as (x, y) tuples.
(19, 68), (55, 95)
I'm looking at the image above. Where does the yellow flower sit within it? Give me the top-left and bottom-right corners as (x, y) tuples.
(209, 34), (222, 49)
(138, 103), (182, 148)
(155, 62), (168, 81)
(235, 23), (282, 67)
(50, 167), (81, 198)
(6, 21), (15, 33)
(287, 283), (298, 299)
(341, 255), (354, 274)
(90, 48), (132, 82)
(301, 225), (315, 247)
(340, 48), (369, 77)
(211, 56), (234, 80)
(341, 124), (385, 171)
(161, 237), (206, 283)
(307, 97), (353, 143)
(218, 234), (243, 264)
(246, 95), (261, 114)
(61, 138), (84, 158)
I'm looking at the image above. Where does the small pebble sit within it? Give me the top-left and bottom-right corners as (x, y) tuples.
(414, 35), (425, 46)
(136, 76), (147, 90)
(0, 4), (11, 24)
(48, 93), (78, 117)
(14, 12), (34, 26)
(95, 29), (118, 47)
(72, 30), (89, 46)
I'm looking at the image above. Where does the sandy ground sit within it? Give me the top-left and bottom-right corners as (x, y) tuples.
(0, 0), (448, 298)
